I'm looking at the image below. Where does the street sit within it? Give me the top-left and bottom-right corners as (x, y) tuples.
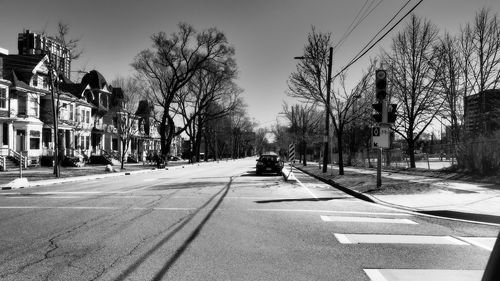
(0, 158), (497, 281)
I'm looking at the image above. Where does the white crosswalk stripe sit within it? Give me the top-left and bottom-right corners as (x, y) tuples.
(364, 269), (484, 281)
(320, 212), (493, 281)
(334, 234), (469, 245)
(458, 237), (497, 251)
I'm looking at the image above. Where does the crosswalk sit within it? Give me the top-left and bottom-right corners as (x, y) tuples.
(320, 210), (496, 281)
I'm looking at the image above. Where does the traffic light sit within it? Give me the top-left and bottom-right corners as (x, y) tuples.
(372, 103), (383, 123)
(375, 69), (387, 100)
(387, 103), (397, 123)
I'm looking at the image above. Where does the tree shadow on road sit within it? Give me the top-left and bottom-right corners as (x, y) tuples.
(112, 177), (234, 281)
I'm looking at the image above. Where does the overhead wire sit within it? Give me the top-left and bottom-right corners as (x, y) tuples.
(333, 0), (424, 79)
(332, 0), (371, 52)
(348, 0), (413, 62)
(332, 0), (384, 57)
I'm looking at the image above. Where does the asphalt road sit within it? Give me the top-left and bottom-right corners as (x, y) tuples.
(0, 158), (497, 281)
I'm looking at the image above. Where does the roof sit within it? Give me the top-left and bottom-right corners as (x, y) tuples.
(81, 70), (108, 90)
(135, 100), (154, 116)
(1, 54), (46, 84)
(8, 70), (49, 94)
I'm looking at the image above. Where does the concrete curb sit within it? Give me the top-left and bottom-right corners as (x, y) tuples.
(295, 165), (500, 226)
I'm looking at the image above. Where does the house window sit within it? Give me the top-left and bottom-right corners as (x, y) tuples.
(112, 138), (118, 151)
(85, 136), (90, 149)
(69, 104), (74, 120)
(32, 75), (38, 87)
(30, 97), (39, 117)
(0, 87), (7, 109)
(18, 94), (27, 116)
(29, 130), (40, 149)
(80, 109), (85, 123)
(86, 110), (90, 123)
(42, 76), (48, 89)
(100, 94), (108, 108)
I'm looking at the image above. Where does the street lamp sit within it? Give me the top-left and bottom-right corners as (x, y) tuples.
(294, 47), (333, 173)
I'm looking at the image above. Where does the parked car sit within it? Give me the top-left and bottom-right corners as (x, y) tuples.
(256, 152), (283, 176)
(169, 155), (182, 161)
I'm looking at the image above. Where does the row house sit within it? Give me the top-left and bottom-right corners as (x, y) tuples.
(0, 49), (48, 167)
(0, 46), (164, 170)
(0, 28), (183, 170)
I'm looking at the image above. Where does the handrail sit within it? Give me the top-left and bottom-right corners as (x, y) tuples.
(7, 149), (28, 168)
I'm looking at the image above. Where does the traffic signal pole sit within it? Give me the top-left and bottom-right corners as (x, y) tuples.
(377, 147), (382, 188)
(374, 69), (388, 188)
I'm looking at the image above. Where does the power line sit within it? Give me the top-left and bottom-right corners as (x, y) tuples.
(332, 0), (384, 57)
(351, 0), (412, 61)
(333, 0), (423, 79)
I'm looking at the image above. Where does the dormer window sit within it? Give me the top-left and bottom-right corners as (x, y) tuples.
(100, 93), (108, 108)
(42, 76), (48, 89)
(32, 74), (38, 87)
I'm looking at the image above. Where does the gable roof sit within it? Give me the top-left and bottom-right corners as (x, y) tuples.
(2, 54), (46, 84)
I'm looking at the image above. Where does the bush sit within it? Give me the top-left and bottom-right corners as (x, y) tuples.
(62, 156), (84, 167)
(458, 133), (500, 176)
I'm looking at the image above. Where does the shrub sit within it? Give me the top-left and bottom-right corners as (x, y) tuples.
(458, 132), (500, 176)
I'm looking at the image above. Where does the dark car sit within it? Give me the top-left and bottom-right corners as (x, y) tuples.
(256, 152), (283, 176)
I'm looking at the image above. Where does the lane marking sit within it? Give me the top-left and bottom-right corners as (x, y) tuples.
(364, 269), (484, 281)
(0, 206), (195, 211)
(458, 237), (497, 251)
(249, 209), (412, 216)
(334, 234), (469, 245)
(321, 215), (418, 224)
(294, 176), (318, 200)
(0, 195), (157, 199)
(4, 196), (82, 199)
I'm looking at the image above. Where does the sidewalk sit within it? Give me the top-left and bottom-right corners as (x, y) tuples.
(292, 162), (500, 225)
(0, 160), (197, 189)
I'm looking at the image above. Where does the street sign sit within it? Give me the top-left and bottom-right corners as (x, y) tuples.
(288, 143), (295, 161)
(372, 126), (390, 148)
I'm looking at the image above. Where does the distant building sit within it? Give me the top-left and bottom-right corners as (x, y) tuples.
(464, 89), (500, 136)
(18, 30), (71, 78)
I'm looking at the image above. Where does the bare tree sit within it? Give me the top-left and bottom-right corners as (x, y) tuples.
(109, 77), (144, 169)
(54, 21), (83, 62)
(271, 123), (292, 160)
(288, 26), (374, 174)
(254, 128), (269, 155)
(176, 59), (241, 162)
(282, 102), (322, 166)
(132, 23), (235, 162)
(434, 32), (463, 158)
(464, 8), (500, 95)
(383, 14), (443, 168)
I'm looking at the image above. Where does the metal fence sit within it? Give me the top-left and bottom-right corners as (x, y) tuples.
(325, 139), (500, 173)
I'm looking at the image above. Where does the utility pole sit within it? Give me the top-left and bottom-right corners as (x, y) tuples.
(48, 65), (60, 178)
(294, 46), (333, 173)
(323, 46), (333, 173)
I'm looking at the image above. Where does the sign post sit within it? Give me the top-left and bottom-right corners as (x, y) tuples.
(287, 143), (295, 180)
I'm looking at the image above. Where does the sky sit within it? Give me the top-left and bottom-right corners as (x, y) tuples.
(1, 0), (499, 130)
